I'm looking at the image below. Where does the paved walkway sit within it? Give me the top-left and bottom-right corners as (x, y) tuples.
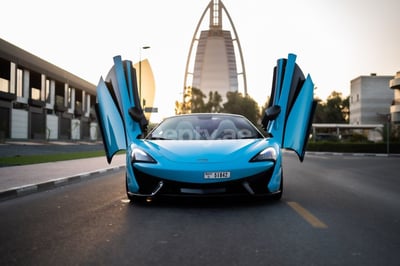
(0, 141), (125, 201)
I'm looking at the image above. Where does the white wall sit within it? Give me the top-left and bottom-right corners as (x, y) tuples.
(46, 114), (58, 140)
(11, 109), (28, 139)
(71, 119), (80, 140)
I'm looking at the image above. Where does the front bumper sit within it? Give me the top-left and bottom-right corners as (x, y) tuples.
(128, 166), (277, 198)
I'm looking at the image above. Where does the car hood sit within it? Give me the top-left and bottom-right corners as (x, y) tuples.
(144, 139), (266, 163)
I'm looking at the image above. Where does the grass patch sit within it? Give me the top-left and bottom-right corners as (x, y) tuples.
(307, 142), (400, 153)
(0, 150), (106, 167)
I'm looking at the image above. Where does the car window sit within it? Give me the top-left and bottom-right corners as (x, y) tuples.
(147, 114), (264, 140)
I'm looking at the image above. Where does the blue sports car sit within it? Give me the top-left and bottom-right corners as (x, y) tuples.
(95, 54), (316, 202)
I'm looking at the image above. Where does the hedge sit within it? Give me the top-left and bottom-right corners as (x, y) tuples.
(306, 142), (400, 154)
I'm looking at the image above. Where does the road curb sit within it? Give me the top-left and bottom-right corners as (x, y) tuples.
(0, 165), (126, 202)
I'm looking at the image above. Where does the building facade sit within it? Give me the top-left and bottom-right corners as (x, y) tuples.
(183, 0), (247, 105)
(0, 38), (97, 141)
(350, 74), (393, 125)
(133, 59), (156, 121)
(389, 71), (400, 123)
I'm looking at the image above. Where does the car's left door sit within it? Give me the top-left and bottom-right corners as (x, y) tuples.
(95, 56), (147, 163)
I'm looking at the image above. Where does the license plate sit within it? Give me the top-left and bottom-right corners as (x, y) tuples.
(204, 171), (231, 179)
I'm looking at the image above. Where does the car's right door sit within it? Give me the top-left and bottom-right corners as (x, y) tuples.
(262, 53), (317, 161)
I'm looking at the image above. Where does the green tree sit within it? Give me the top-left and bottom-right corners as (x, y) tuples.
(206, 91), (223, 113)
(190, 89), (223, 113)
(313, 91), (349, 123)
(222, 92), (260, 125)
(190, 87), (207, 113)
(313, 98), (326, 123)
(188, 89), (261, 125)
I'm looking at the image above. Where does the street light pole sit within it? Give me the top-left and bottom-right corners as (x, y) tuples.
(387, 114), (391, 155)
(139, 46), (150, 108)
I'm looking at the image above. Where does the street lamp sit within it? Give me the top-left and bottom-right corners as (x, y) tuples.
(139, 46), (150, 108)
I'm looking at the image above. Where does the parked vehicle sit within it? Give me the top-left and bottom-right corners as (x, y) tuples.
(95, 54), (316, 202)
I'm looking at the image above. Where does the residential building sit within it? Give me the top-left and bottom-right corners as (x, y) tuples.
(389, 71), (400, 123)
(350, 74), (393, 125)
(0, 38), (97, 141)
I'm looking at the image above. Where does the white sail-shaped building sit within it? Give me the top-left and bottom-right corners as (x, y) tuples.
(184, 0), (247, 104)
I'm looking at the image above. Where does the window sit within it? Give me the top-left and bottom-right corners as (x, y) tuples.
(30, 71), (41, 101)
(148, 114), (263, 140)
(0, 58), (10, 92)
(0, 78), (9, 93)
(75, 89), (83, 115)
(55, 81), (64, 107)
(55, 95), (64, 106)
(31, 87), (41, 100)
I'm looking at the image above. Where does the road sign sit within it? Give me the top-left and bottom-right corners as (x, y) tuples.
(144, 107), (158, 113)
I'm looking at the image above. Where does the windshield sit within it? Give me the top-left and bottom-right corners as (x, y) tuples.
(147, 114), (264, 140)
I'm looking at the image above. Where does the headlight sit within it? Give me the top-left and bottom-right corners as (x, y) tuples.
(131, 148), (156, 163)
(250, 147), (277, 162)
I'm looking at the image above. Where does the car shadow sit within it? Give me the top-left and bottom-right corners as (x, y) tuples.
(128, 195), (284, 209)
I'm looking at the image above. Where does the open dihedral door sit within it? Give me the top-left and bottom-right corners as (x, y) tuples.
(95, 56), (148, 163)
(262, 54), (317, 162)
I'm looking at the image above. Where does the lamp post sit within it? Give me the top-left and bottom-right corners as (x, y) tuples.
(139, 46), (150, 108)
(387, 114), (391, 155)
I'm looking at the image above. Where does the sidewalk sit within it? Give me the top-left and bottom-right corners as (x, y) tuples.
(0, 141), (125, 201)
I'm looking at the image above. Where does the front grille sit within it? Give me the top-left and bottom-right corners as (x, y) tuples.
(133, 166), (275, 196)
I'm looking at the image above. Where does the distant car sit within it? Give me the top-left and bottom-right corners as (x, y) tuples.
(95, 54), (316, 202)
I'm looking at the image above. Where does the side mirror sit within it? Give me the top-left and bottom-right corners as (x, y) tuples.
(261, 105), (281, 129)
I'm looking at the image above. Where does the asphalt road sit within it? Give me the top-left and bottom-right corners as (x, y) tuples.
(0, 153), (399, 265)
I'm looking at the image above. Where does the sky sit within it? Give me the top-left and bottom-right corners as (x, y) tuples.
(1, 0), (399, 121)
